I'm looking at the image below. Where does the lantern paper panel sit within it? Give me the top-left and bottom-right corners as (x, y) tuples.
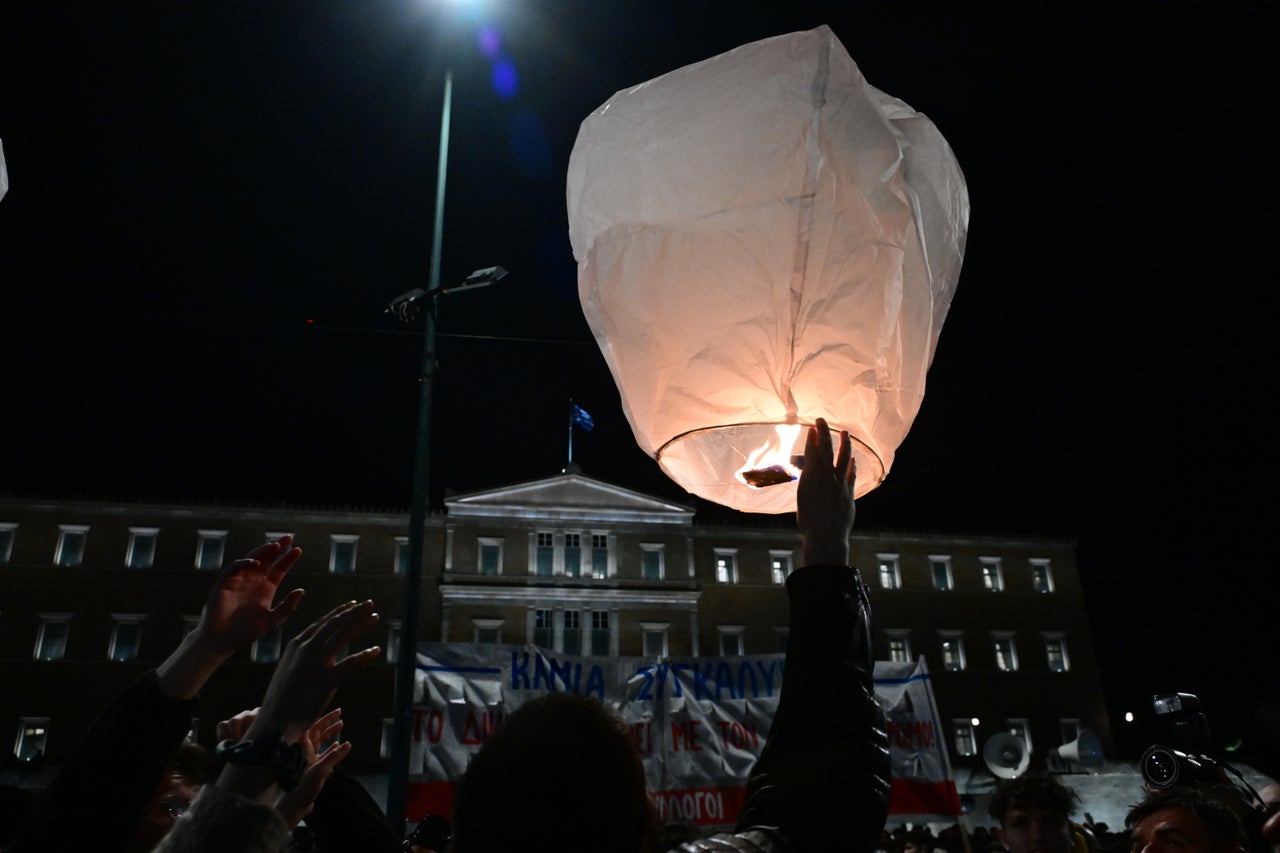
(567, 26), (969, 513)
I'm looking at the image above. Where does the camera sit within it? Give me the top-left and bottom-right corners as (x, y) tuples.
(1140, 692), (1226, 789)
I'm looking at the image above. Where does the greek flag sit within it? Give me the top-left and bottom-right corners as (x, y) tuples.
(571, 404), (594, 432)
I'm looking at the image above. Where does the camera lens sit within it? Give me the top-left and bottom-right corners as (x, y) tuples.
(1142, 745), (1181, 788)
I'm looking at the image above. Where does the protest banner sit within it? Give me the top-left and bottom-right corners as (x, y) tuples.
(406, 644), (960, 826)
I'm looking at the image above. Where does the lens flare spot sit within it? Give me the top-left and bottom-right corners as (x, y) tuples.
(490, 58), (518, 100)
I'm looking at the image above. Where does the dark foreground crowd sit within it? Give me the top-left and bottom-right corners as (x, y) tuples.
(1, 421), (1277, 852)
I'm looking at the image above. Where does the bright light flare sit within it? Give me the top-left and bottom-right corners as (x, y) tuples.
(735, 424), (803, 488)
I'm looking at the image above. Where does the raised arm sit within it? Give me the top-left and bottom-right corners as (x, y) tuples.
(734, 419), (891, 851)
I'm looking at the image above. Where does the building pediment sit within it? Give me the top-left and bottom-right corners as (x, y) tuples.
(446, 473), (694, 525)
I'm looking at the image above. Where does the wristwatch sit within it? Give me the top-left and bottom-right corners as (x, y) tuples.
(215, 732), (305, 791)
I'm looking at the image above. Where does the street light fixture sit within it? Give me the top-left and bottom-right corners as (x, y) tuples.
(384, 264), (506, 830)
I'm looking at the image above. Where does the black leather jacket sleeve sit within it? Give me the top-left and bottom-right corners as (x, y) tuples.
(732, 564), (891, 852)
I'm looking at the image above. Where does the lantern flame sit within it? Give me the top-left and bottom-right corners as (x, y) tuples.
(735, 424), (804, 488)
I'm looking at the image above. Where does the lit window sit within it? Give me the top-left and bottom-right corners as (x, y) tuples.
(930, 556), (953, 591)
(953, 719), (976, 756)
(381, 719), (394, 759)
(109, 615), (145, 662)
(563, 610), (581, 655)
(15, 718), (50, 761)
(251, 628), (283, 663)
(1008, 718), (1032, 753)
(940, 633), (966, 671)
(535, 533), (554, 576)
(590, 534), (609, 579)
(126, 528), (159, 569)
(641, 622), (669, 658)
(394, 537), (408, 574)
(0, 523), (17, 564)
(981, 558), (1004, 591)
(877, 554), (901, 590)
(1044, 635), (1070, 672)
(473, 619), (503, 645)
(386, 620), (401, 664)
(993, 634), (1019, 672)
(533, 610), (553, 649)
(770, 551), (792, 584)
(887, 631), (912, 663)
(1031, 560), (1054, 593)
(34, 616), (71, 661)
(564, 533), (582, 578)
(591, 611), (611, 656)
(330, 536), (358, 574)
(714, 549), (738, 584)
(55, 526), (88, 567)
(718, 626), (745, 656)
(478, 539), (502, 576)
(640, 544), (664, 580)
(195, 531), (227, 571)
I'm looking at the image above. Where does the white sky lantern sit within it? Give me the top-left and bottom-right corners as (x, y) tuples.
(567, 26), (969, 513)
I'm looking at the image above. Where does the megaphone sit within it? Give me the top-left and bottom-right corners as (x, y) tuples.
(1055, 729), (1104, 768)
(983, 732), (1030, 779)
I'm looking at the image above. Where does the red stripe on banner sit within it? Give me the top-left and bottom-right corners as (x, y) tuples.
(650, 786), (746, 827)
(407, 780), (460, 823)
(888, 778), (963, 816)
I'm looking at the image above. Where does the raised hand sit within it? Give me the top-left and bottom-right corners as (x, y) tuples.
(796, 418), (856, 567)
(246, 601), (381, 742)
(275, 709), (349, 828)
(195, 536), (305, 657)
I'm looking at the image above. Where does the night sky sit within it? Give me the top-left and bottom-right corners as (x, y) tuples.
(2, 2), (1274, 759)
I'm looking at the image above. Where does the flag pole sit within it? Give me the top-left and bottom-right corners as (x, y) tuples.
(567, 399), (575, 468)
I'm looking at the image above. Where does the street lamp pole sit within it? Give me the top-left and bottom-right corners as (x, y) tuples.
(387, 68), (453, 832)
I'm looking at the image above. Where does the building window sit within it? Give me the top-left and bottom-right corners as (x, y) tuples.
(563, 533), (582, 578)
(330, 535), (358, 574)
(640, 544), (664, 581)
(386, 620), (401, 664)
(534, 610), (553, 649)
(563, 610), (582, 655)
(1059, 718), (1081, 746)
(590, 611), (610, 656)
(770, 551), (792, 584)
(590, 534), (609, 579)
(473, 619), (503, 645)
(940, 633), (966, 672)
(992, 634), (1019, 672)
(195, 531), (227, 571)
(477, 538), (502, 576)
(109, 615), (145, 662)
(535, 533), (554, 576)
(393, 537), (409, 574)
(953, 719), (976, 757)
(714, 549), (738, 584)
(877, 554), (901, 590)
(981, 558), (1004, 591)
(718, 626), (745, 656)
(251, 628), (282, 663)
(1031, 559), (1054, 593)
(0, 523), (15, 564)
(1008, 718), (1033, 754)
(15, 718), (50, 761)
(55, 526), (89, 567)
(381, 719), (394, 759)
(887, 631), (912, 663)
(930, 556), (953, 591)
(126, 528), (159, 569)
(641, 622), (669, 658)
(1044, 634), (1070, 672)
(34, 616), (71, 661)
